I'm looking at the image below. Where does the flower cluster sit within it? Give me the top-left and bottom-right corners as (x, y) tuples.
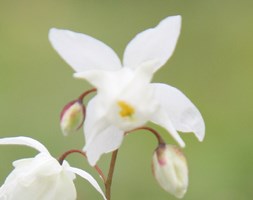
(0, 15), (205, 199)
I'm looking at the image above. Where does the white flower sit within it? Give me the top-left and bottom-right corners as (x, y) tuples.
(152, 144), (188, 198)
(0, 137), (106, 200)
(49, 15), (205, 166)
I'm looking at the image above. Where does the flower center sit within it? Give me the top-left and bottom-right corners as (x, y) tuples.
(117, 101), (135, 118)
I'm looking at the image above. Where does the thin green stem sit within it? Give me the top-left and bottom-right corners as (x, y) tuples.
(105, 150), (119, 200)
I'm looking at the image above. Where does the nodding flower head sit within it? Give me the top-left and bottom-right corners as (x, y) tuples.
(0, 136), (106, 200)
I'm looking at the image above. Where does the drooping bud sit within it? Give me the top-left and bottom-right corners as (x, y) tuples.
(152, 144), (188, 198)
(60, 99), (85, 136)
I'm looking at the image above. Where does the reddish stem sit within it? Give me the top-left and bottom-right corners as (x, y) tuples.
(78, 88), (97, 102)
(125, 126), (165, 145)
(58, 149), (106, 183)
(105, 150), (119, 200)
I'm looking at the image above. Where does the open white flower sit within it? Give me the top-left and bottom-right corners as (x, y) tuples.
(49, 15), (205, 166)
(0, 137), (106, 200)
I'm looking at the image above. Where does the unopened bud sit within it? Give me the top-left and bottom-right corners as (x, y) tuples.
(60, 100), (85, 136)
(152, 144), (188, 198)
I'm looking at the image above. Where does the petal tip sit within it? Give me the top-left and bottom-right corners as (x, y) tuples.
(86, 153), (98, 167)
(48, 28), (59, 39)
(180, 141), (186, 148)
(195, 122), (205, 142)
(196, 131), (205, 142)
(173, 15), (182, 20)
(161, 15), (182, 25)
(73, 72), (82, 79)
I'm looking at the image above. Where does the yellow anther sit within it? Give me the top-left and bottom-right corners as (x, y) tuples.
(117, 101), (135, 118)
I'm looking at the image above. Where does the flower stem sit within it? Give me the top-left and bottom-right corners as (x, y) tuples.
(58, 149), (106, 183)
(78, 88), (97, 102)
(126, 126), (166, 145)
(105, 150), (119, 200)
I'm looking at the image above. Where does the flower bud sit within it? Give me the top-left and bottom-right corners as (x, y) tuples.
(152, 144), (188, 198)
(60, 100), (85, 136)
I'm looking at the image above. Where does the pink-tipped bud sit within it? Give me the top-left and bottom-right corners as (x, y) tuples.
(60, 100), (85, 136)
(152, 144), (188, 198)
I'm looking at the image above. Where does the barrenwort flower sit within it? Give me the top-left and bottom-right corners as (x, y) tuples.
(0, 137), (106, 200)
(49, 15), (205, 165)
(152, 144), (188, 198)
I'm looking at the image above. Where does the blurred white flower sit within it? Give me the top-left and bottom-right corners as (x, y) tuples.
(0, 137), (106, 200)
(152, 144), (188, 198)
(49, 15), (205, 166)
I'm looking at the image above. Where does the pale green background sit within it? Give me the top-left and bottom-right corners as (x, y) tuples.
(0, 0), (253, 199)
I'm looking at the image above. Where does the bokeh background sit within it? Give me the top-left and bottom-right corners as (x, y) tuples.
(0, 0), (253, 199)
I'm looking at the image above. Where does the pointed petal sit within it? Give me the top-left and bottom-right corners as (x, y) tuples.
(49, 28), (122, 72)
(84, 96), (109, 144)
(74, 67), (133, 95)
(84, 97), (124, 166)
(67, 166), (107, 200)
(74, 69), (109, 89)
(84, 125), (124, 166)
(152, 83), (205, 141)
(151, 109), (185, 148)
(130, 59), (161, 85)
(123, 16), (181, 71)
(0, 137), (50, 154)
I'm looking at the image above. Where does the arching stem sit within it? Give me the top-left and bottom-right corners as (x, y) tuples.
(58, 149), (106, 183)
(104, 126), (165, 199)
(126, 126), (166, 145)
(78, 88), (97, 102)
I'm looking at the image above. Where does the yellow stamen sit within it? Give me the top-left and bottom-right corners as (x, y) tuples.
(117, 101), (135, 117)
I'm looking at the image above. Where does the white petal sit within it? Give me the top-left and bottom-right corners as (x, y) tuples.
(0, 136), (50, 154)
(151, 109), (185, 148)
(84, 125), (124, 166)
(129, 59), (161, 85)
(13, 153), (62, 177)
(45, 170), (76, 200)
(84, 97), (109, 144)
(67, 166), (107, 200)
(84, 97), (124, 166)
(0, 154), (76, 200)
(123, 15), (181, 71)
(49, 28), (122, 72)
(74, 67), (134, 96)
(152, 83), (205, 141)
(74, 69), (109, 90)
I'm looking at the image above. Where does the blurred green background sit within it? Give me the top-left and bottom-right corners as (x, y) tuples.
(0, 0), (253, 199)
